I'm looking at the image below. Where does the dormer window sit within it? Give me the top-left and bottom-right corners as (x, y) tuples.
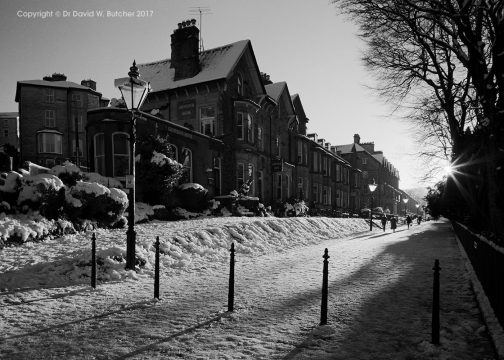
(237, 73), (244, 96)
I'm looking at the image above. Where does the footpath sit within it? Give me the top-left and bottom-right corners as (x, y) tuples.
(285, 220), (502, 359)
(0, 219), (501, 359)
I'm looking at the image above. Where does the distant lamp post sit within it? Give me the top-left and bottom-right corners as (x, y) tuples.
(115, 60), (150, 270)
(368, 178), (377, 231)
(403, 197), (409, 217)
(415, 203), (420, 215)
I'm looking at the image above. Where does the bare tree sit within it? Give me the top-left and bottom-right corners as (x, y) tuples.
(333, 0), (504, 234)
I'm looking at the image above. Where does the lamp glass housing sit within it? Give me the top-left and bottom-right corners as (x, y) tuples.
(115, 76), (150, 110)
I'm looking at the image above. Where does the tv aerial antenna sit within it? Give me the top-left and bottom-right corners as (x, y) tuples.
(189, 6), (212, 53)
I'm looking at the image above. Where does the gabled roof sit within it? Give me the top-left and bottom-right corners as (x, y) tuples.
(15, 80), (101, 102)
(334, 143), (369, 154)
(137, 40), (251, 93)
(291, 94), (307, 121)
(264, 82), (286, 102)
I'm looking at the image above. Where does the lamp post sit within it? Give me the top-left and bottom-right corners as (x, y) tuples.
(415, 203), (420, 215)
(368, 178), (377, 231)
(115, 61), (150, 270)
(403, 197), (409, 217)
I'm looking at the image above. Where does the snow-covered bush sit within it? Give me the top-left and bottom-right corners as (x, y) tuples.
(275, 198), (309, 217)
(17, 174), (65, 217)
(50, 161), (84, 186)
(175, 183), (209, 212)
(65, 181), (128, 227)
(136, 135), (184, 206)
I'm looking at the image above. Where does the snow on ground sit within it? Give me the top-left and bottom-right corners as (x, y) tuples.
(0, 218), (500, 359)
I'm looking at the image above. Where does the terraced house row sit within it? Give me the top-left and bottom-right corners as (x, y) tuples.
(15, 20), (403, 214)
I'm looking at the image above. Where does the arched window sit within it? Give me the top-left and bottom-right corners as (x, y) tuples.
(112, 132), (130, 178)
(167, 143), (178, 161)
(94, 133), (105, 175)
(180, 147), (193, 183)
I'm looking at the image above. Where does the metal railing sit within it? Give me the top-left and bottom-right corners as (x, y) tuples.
(452, 221), (504, 329)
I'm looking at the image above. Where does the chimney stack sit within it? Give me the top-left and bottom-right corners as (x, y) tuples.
(43, 73), (67, 82)
(353, 134), (360, 144)
(81, 79), (96, 91)
(171, 19), (200, 80)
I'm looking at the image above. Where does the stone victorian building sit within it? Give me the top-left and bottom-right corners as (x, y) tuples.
(85, 20), (402, 213)
(15, 73), (109, 169)
(335, 134), (401, 214)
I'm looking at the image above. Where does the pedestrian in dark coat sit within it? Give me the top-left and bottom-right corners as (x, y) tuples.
(390, 217), (397, 232)
(381, 215), (387, 232)
(406, 215), (412, 229)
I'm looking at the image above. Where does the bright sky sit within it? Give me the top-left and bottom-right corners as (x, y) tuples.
(0, 0), (435, 189)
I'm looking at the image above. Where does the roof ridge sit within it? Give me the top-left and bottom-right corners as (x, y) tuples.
(138, 39), (249, 67)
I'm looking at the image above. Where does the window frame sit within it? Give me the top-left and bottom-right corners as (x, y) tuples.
(44, 110), (55, 127)
(72, 93), (82, 106)
(112, 131), (130, 178)
(237, 162), (245, 188)
(94, 133), (105, 174)
(45, 89), (54, 103)
(37, 132), (62, 154)
(247, 113), (254, 143)
(72, 139), (84, 157)
(200, 105), (216, 136)
(237, 73), (244, 96)
(181, 147), (193, 183)
(236, 112), (245, 140)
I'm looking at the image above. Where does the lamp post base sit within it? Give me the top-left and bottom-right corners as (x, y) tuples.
(126, 228), (136, 270)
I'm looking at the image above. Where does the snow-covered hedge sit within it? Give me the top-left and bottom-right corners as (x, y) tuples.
(0, 161), (129, 230)
(0, 213), (75, 249)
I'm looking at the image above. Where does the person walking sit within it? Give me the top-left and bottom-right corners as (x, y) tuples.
(390, 216), (397, 233)
(406, 215), (412, 229)
(381, 215), (387, 232)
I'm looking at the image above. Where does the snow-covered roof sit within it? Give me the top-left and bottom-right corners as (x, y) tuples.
(137, 40), (251, 93)
(264, 82), (287, 102)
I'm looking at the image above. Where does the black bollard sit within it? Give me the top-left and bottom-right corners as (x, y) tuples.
(91, 233), (96, 289)
(320, 248), (330, 325)
(432, 259), (441, 344)
(228, 243), (235, 312)
(154, 236), (160, 299)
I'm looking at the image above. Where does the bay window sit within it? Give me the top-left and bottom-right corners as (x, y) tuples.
(37, 131), (62, 154)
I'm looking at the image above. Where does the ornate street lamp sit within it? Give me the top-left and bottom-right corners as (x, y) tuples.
(403, 197), (409, 217)
(368, 178), (377, 231)
(115, 61), (150, 270)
